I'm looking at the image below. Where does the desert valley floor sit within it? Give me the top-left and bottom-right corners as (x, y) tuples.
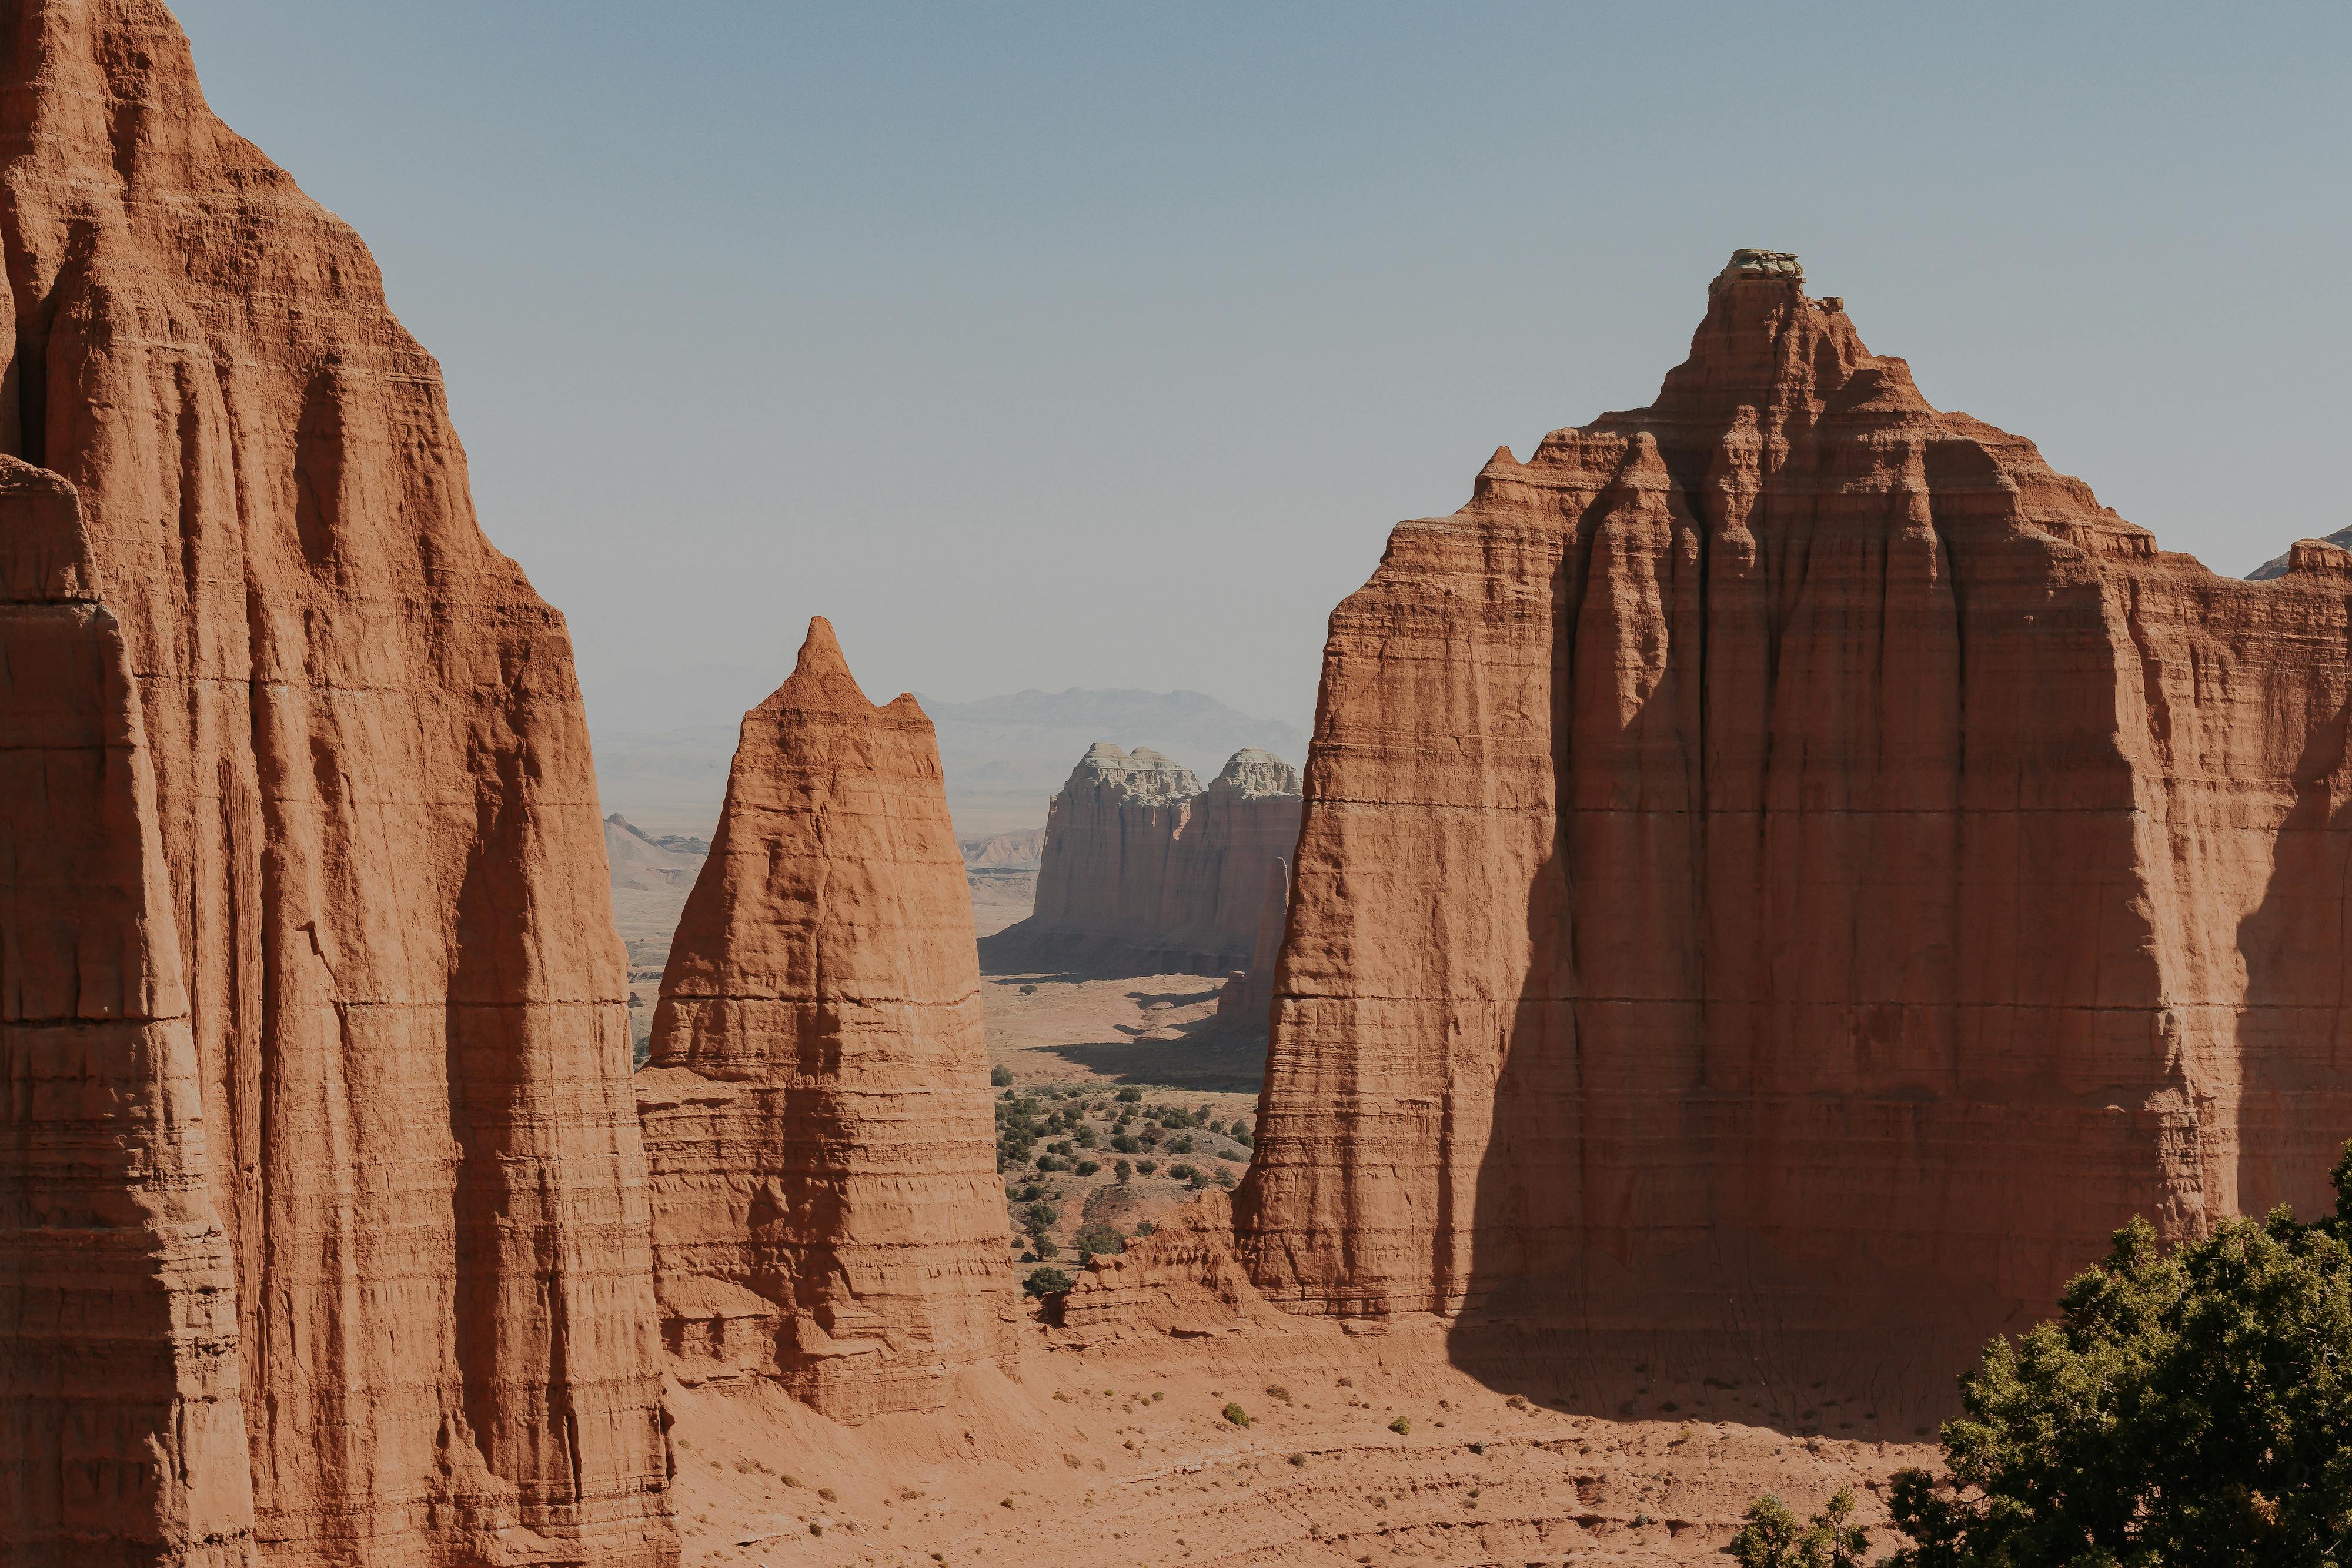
(609, 868), (1932, 1566)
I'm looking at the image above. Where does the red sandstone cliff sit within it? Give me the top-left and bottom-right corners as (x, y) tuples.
(636, 619), (1018, 1422)
(1212, 856), (1289, 1037)
(1235, 249), (2352, 1413)
(0, 6), (670, 1563)
(980, 745), (1301, 976)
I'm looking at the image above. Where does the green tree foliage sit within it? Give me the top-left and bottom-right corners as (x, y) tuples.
(1733, 1489), (1868, 1567)
(1072, 1222), (1125, 1261)
(990, 1063), (1013, 1085)
(1885, 1143), (2352, 1566)
(1022, 1266), (1073, 1298)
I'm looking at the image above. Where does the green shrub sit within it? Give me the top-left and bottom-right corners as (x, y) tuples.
(1167, 1163), (1196, 1181)
(1073, 1159), (1100, 1175)
(1222, 1403), (1251, 1427)
(1730, 1489), (1865, 1567)
(1881, 1139), (2352, 1566)
(1022, 1266), (1074, 1298)
(1115, 1087), (1141, 1102)
(990, 1063), (1013, 1086)
(1072, 1222), (1125, 1261)
(1018, 983), (1038, 995)
(1134, 1220), (1155, 1236)
(1388, 1416), (1411, 1435)
(1113, 1160), (1132, 1183)
(1021, 1200), (1058, 1233)
(1034, 1154), (1068, 1171)
(1135, 1159), (1158, 1176)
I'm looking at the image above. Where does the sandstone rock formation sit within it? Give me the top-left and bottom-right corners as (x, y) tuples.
(636, 619), (1017, 1422)
(1212, 856), (1290, 1036)
(980, 745), (1301, 976)
(2248, 524), (2352, 581)
(1237, 248), (2352, 1413)
(1055, 1191), (1285, 1340)
(0, 7), (670, 1563)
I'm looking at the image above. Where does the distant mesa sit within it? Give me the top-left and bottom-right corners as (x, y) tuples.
(978, 743), (1302, 978)
(590, 683), (1305, 844)
(2246, 523), (2352, 581)
(604, 811), (709, 890)
(961, 827), (1048, 871)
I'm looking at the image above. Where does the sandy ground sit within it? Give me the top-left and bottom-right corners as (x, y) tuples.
(968, 870), (1037, 939)
(665, 1310), (1934, 1566)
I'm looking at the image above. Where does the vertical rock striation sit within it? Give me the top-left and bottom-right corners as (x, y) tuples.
(0, 5), (671, 1562)
(1237, 249), (2352, 1412)
(636, 619), (1017, 1422)
(980, 745), (1301, 976)
(1212, 857), (1289, 1037)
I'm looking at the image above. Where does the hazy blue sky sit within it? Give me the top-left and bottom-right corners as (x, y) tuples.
(172, 2), (2348, 734)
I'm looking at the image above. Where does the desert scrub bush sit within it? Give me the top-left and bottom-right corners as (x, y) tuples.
(1288, 1452), (1308, 1467)
(1073, 1159), (1100, 1176)
(1021, 1266), (1074, 1298)
(990, 1062), (1013, 1085)
(1072, 1222), (1125, 1261)
(1388, 1416), (1411, 1435)
(1264, 1385), (1292, 1404)
(1115, 1086), (1141, 1102)
(1166, 1162), (1196, 1181)
(1135, 1159), (1158, 1175)
(1034, 1153), (1068, 1172)
(1222, 1403), (1251, 1427)
(1113, 1159), (1132, 1183)
(1731, 1488), (1865, 1567)
(1018, 983), (1038, 995)
(1877, 1140), (2352, 1566)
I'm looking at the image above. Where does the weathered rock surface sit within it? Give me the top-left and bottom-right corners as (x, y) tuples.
(2247, 524), (2352, 581)
(1212, 856), (1289, 1037)
(0, 6), (671, 1563)
(980, 746), (1301, 976)
(636, 619), (1017, 1422)
(1055, 1191), (1284, 1340)
(1237, 250), (2352, 1414)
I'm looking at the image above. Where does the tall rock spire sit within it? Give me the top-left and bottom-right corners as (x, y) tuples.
(637, 618), (1017, 1420)
(0, 4), (671, 1562)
